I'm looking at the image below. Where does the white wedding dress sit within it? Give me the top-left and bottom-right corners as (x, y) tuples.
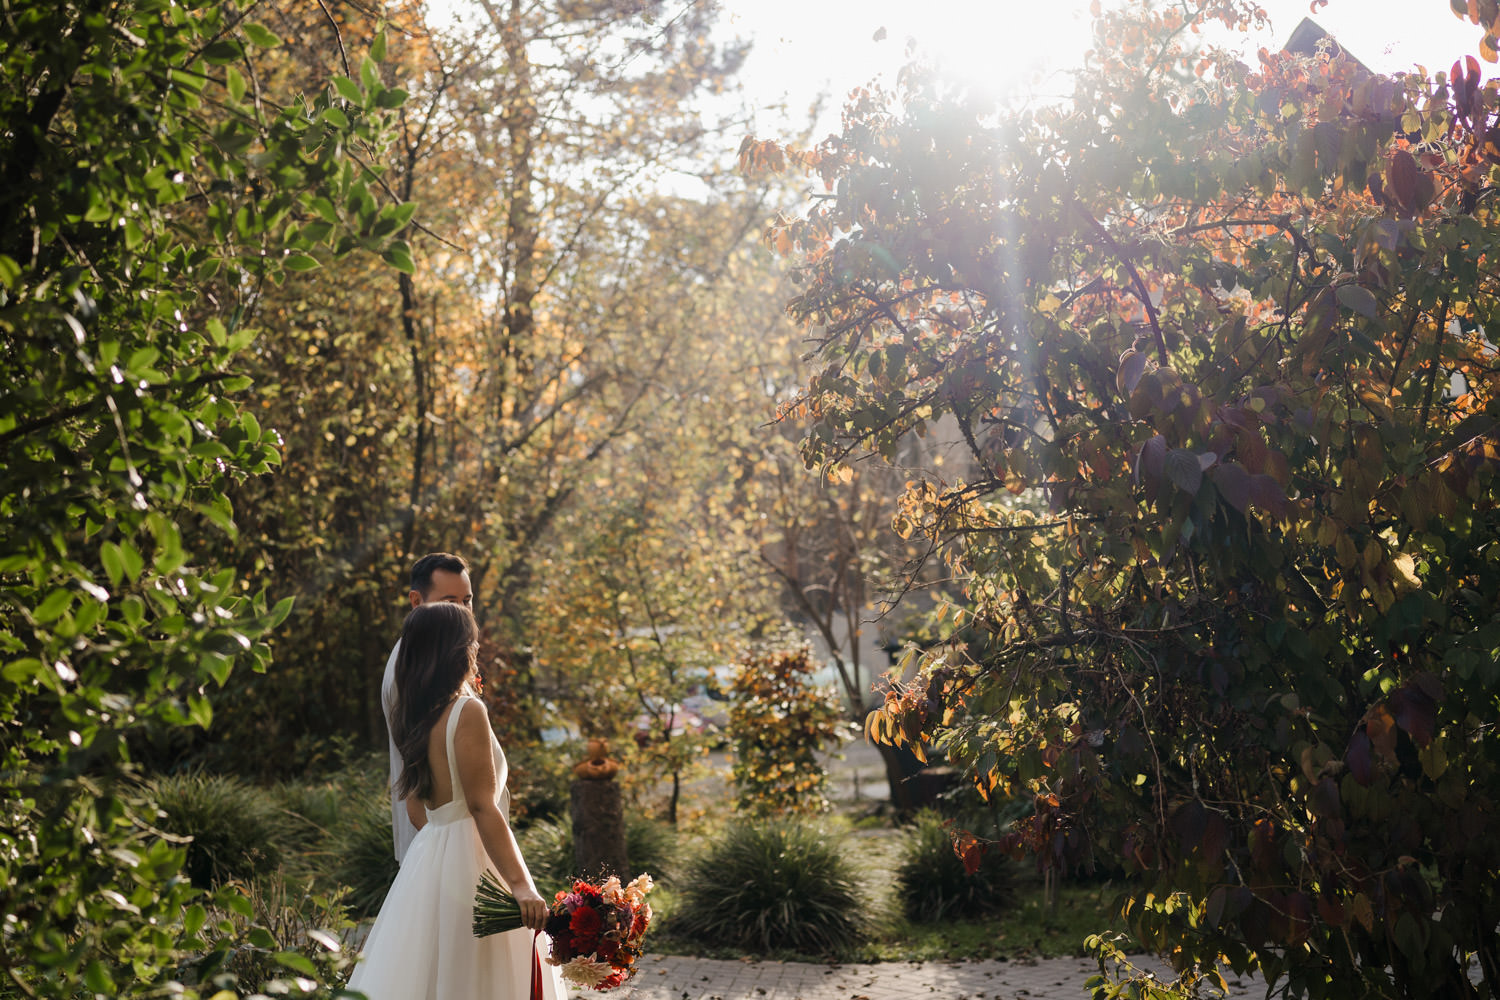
(347, 696), (568, 1000)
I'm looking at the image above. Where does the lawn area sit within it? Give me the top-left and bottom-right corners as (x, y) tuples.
(868, 882), (1133, 962)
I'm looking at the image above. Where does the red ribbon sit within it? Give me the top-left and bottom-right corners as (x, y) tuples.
(531, 929), (544, 1000)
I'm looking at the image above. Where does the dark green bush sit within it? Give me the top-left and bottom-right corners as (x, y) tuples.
(624, 814), (678, 882)
(895, 809), (1014, 922)
(519, 814), (679, 886)
(669, 818), (868, 956)
(266, 781), (341, 870)
(517, 815), (573, 885)
(321, 782), (399, 919)
(146, 773), (285, 889)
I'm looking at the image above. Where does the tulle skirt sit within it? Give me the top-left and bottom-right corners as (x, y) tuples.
(346, 813), (567, 1000)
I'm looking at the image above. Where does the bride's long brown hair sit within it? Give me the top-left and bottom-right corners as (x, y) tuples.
(391, 601), (480, 802)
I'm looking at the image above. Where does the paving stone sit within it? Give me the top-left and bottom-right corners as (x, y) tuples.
(612, 955), (1262, 1000)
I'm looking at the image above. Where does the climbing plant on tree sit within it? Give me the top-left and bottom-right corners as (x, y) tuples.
(747, 0), (1500, 995)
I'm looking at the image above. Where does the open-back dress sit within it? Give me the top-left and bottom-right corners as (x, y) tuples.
(347, 695), (567, 999)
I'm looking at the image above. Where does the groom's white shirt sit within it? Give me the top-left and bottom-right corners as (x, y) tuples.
(382, 640), (419, 864)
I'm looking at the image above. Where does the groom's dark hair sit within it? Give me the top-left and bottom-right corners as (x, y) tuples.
(409, 552), (468, 597)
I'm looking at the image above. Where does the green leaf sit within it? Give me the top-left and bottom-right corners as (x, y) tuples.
(34, 588), (73, 624)
(384, 202), (418, 231)
(274, 951), (319, 976)
(202, 39), (243, 64)
(1, 658), (43, 683)
(300, 220), (334, 244)
(1336, 284), (1380, 319)
(310, 197), (340, 225)
(375, 87), (408, 109)
(101, 542), (126, 586)
(184, 904), (207, 937)
(268, 595), (295, 629)
(118, 541), (144, 582)
(187, 695), (213, 729)
(247, 926), (277, 949)
(370, 28), (388, 62)
(283, 252), (321, 271)
(84, 960), (116, 994)
(241, 22), (281, 48)
(321, 106), (350, 130)
(333, 76), (363, 105)
(381, 243), (415, 274)
(226, 66), (246, 103)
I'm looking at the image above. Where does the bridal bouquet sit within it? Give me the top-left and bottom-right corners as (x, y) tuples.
(473, 871), (655, 990)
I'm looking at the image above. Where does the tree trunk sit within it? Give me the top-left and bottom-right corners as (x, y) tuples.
(570, 778), (628, 881)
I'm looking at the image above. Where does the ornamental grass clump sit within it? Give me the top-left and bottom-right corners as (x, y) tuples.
(896, 809), (1015, 923)
(670, 818), (869, 956)
(321, 783), (399, 918)
(146, 772), (285, 889)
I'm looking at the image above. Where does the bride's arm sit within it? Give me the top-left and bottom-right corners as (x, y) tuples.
(454, 698), (547, 930)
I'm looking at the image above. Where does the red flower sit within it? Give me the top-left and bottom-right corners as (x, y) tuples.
(569, 904), (602, 939)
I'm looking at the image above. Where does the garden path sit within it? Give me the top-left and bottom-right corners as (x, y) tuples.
(613, 953), (1264, 1000)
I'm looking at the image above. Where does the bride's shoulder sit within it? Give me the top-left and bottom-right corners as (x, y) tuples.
(453, 695), (492, 734)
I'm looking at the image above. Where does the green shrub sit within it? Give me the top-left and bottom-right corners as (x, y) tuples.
(519, 813), (679, 887)
(517, 815), (574, 886)
(624, 814), (678, 882)
(895, 809), (1014, 922)
(501, 734), (574, 825)
(670, 818), (868, 956)
(321, 782), (399, 919)
(266, 781), (341, 873)
(146, 773), (285, 889)
(181, 879), (359, 993)
(270, 780), (343, 836)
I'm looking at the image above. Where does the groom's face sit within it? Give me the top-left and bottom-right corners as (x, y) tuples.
(410, 568), (473, 610)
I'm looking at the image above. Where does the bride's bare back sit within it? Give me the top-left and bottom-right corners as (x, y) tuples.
(423, 695), (496, 812)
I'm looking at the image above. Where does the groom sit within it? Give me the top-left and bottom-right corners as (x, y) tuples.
(383, 551), (475, 864)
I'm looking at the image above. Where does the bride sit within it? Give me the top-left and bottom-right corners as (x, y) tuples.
(347, 601), (566, 999)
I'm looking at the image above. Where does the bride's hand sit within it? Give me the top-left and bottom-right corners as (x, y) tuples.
(515, 885), (548, 931)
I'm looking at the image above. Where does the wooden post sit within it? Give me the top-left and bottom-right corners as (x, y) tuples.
(570, 738), (628, 880)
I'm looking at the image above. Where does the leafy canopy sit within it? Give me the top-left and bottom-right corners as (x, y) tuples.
(751, 0), (1500, 996)
(0, 0), (408, 994)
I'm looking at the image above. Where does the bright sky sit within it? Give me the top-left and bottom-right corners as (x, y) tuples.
(717, 0), (1489, 134)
